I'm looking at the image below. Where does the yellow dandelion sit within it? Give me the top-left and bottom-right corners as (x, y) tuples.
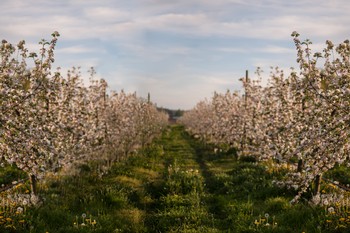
(19, 220), (25, 223)
(6, 218), (12, 222)
(326, 219), (332, 223)
(340, 217), (346, 221)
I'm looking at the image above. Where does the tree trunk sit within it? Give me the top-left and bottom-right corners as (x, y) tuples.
(29, 174), (37, 195)
(297, 159), (303, 173)
(313, 173), (322, 196)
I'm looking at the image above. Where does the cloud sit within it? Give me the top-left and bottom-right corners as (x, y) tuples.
(258, 45), (295, 54)
(82, 7), (130, 22)
(57, 45), (103, 54)
(2, 0), (349, 43)
(214, 45), (295, 54)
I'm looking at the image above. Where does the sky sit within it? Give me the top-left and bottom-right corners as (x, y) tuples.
(1, 0), (350, 110)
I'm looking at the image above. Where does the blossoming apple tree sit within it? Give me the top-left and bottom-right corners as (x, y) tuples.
(180, 32), (350, 203)
(0, 33), (169, 196)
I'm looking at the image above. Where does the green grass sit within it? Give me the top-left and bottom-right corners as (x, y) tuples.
(0, 125), (350, 232)
(0, 164), (27, 186)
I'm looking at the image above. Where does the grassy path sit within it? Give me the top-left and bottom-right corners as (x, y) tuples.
(144, 125), (219, 232)
(131, 125), (323, 233)
(1, 125), (339, 232)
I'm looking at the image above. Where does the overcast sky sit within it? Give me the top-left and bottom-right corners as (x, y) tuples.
(1, 0), (349, 109)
